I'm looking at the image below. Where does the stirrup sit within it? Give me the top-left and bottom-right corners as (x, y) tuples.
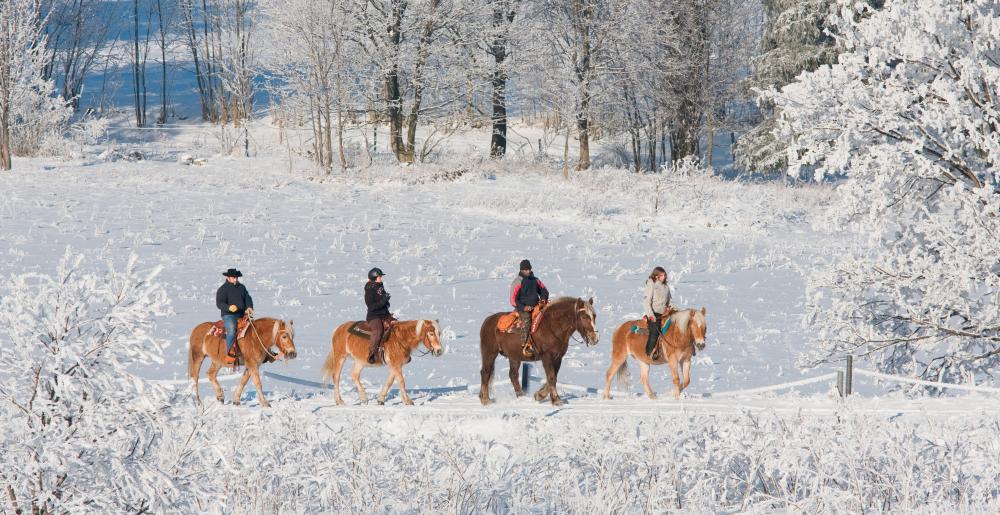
(521, 341), (535, 357)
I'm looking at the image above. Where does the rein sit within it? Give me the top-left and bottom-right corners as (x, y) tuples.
(247, 317), (282, 361)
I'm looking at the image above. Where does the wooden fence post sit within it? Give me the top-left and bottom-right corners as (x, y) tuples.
(837, 371), (844, 398)
(845, 355), (854, 396)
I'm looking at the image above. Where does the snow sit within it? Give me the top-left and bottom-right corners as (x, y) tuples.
(1, 132), (998, 511)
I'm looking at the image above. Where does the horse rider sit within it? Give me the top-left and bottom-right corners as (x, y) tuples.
(216, 268), (254, 357)
(510, 259), (549, 357)
(364, 267), (391, 364)
(642, 266), (673, 360)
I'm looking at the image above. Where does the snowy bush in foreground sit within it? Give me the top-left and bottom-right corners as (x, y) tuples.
(774, 0), (1000, 382)
(0, 252), (183, 513)
(167, 403), (1000, 513)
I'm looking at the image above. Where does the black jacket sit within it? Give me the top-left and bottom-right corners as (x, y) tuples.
(510, 273), (549, 311)
(365, 281), (391, 321)
(216, 282), (253, 318)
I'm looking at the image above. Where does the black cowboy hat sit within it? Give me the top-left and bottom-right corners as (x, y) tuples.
(222, 268), (243, 277)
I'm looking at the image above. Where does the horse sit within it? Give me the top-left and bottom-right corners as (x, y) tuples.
(603, 307), (707, 400)
(188, 317), (298, 408)
(321, 319), (444, 406)
(479, 297), (599, 406)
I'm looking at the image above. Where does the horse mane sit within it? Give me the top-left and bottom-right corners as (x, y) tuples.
(549, 296), (579, 306)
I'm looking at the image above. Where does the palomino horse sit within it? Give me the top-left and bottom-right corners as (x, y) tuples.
(603, 307), (707, 400)
(479, 297), (599, 406)
(321, 320), (443, 406)
(188, 317), (298, 408)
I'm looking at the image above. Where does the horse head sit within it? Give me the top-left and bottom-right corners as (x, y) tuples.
(273, 319), (298, 360)
(574, 297), (600, 346)
(688, 308), (707, 351)
(416, 319), (444, 357)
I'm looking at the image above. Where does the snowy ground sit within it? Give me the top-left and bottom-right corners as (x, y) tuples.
(3, 126), (999, 511)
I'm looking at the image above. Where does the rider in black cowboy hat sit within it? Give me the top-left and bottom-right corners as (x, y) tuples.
(510, 259), (549, 357)
(216, 268), (253, 356)
(364, 267), (391, 364)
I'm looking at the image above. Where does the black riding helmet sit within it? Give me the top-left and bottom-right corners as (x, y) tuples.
(368, 267), (385, 281)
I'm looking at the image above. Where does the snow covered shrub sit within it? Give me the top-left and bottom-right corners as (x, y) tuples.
(774, 0), (1000, 381)
(9, 76), (72, 157)
(0, 252), (186, 513)
(668, 155), (711, 176)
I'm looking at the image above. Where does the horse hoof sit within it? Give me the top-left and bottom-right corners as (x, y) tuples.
(479, 396), (490, 406)
(232, 400), (240, 406)
(336, 399), (345, 406)
(377, 399), (385, 405)
(404, 399), (414, 406)
(649, 393), (658, 400)
(533, 391), (547, 401)
(261, 401), (271, 408)
(551, 398), (564, 406)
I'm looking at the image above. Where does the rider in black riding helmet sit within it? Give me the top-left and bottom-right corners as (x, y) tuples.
(364, 267), (391, 364)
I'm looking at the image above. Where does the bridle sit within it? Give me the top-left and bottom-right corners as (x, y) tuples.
(247, 317), (289, 361)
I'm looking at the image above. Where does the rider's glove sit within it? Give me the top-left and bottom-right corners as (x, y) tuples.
(229, 304), (238, 313)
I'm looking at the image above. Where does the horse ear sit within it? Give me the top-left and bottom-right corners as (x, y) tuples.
(701, 307), (706, 315)
(588, 297), (594, 305)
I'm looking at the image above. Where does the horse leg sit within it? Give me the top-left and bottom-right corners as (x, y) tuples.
(533, 357), (553, 403)
(508, 357), (524, 397)
(331, 351), (348, 406)
(479, 347), (498, 406)
(395, 367), (413, 406)
(206, 361), (225, 403)
(232, 369), (251, 406)
(638, 361), (656, 400)
(377, 367), (396, 405)
(548, 358), (564, 405)
(250, 366), (270, 408)
(668, 355), (682, 399)
(681, 357), (692, 392)
(603, 352), (628, 400)
(543, 357), (563, 406)
(351, 361), (369, 404)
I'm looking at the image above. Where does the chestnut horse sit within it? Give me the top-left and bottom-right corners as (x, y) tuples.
(603, 307), (707, 400)
(321, 320), (444, 406)
(479, 297), (599, 406)
(188, 317), (298, 408)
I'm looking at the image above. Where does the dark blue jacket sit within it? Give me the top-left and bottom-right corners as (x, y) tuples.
(510, 273), (549, 310)
(365, 281), (391, 321)
(217, 282), (253, 318)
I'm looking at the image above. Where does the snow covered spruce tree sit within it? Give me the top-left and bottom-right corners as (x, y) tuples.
(737, 0), (839, 173)
(778, 0), (1000, 382)
(0, 253), (199, 512)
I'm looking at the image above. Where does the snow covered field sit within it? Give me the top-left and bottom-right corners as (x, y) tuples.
(3, 139), (1000, 512)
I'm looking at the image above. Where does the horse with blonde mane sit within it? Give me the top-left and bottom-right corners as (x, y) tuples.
(321, 319), (443, 405)
(188, 317), (298, 407)
(603, 307), (707, 399)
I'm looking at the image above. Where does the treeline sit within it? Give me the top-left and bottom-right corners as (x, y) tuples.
(0, 0), (842, 172)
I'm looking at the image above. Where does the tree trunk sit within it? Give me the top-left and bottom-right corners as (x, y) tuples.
(385, 0), (406, 161)
(0, 104), (11, 171)
(156, 0), (168, 124)
(403, 0), (441, 163)
(489, 2), (516, 158)
(131, 0), (145, 128)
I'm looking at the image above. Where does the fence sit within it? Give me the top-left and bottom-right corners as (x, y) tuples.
(159, 356), (1000, 401)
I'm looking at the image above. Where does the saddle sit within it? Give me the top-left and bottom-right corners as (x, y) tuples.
(497, 304), (545, 334)
(630, 308), (678, 335)
(208, 317), (251, 366)
(349, 318), (397, 364)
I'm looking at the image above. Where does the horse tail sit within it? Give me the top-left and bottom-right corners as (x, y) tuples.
(613, 360), (630, 389)
(320, 331), (339, 387)
(188, 329), (204, 381)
